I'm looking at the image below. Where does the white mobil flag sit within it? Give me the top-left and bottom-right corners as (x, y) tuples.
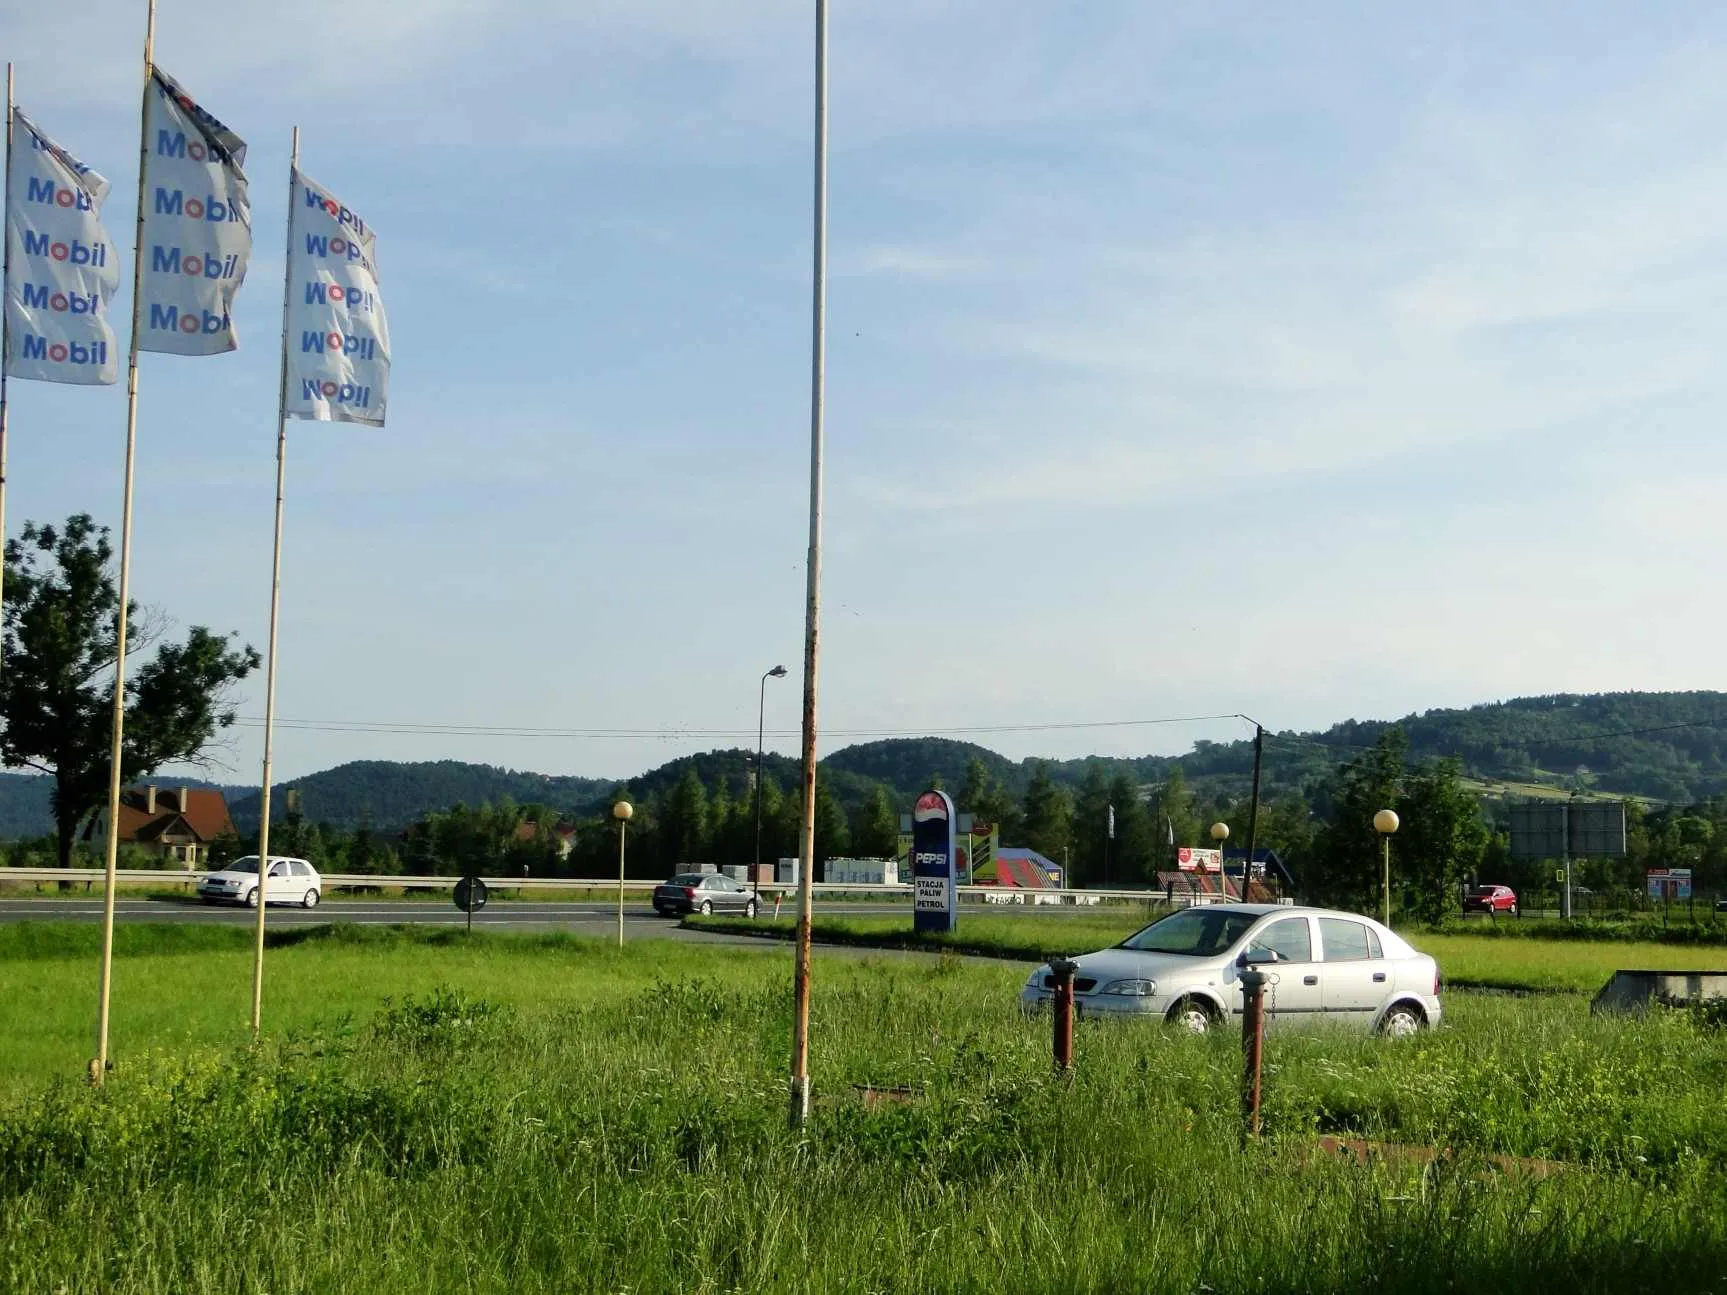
(4, 110), (120, 384)
(285, 168), (388, 425)
(138, 67), (250, 355)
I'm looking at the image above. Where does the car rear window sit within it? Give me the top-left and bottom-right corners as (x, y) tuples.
(1319, 918), (1375, 962)
(669, 874), (706, 886)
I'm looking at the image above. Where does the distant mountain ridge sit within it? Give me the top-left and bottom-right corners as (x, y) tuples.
(0, 690), (1722, 838)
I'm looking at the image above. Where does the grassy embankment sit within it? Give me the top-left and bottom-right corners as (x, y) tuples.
(3, 923), (1727, 1291)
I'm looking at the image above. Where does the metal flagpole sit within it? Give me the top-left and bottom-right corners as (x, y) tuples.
(251, 127), (298, 1037)
(93, 0), (157, 1086)
(0, 64), (15, 665)
(788, 0), (829, 1130)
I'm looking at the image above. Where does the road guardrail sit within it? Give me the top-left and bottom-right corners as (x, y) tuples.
(0, 867), (1186, 905)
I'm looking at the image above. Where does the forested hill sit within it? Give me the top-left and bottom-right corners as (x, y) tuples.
(1263, 691), (1727, 803)
(1, 691), (1723, 840)
(227, 761), (612, 832)
(816, 691), (1727, 805)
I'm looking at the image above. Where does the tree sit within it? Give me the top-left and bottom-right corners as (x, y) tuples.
(1104, 773), (1158, 884)
(0, 515), (259, 868)
(1395, 758), (1489, 923)
(1020, 761), (1072, 868)
(1069, 763), (1110, 886)
(1307, 729), (1408, 913)
(659, 769), (710, 866)
(1152, 766), (1199, 852)
(849, 785), (898, 858)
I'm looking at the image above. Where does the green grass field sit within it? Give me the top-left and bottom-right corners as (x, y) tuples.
(3, 922), (1725, 1291)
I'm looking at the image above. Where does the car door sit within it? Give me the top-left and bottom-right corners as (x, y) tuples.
(291, 861), (314, 901)
(266, 859), (293, 904)
(1241, 916), (1324, 1023)
(1317, 917), (1386, 1024)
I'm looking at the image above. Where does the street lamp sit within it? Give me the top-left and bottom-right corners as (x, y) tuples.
(613, 800), (634, 948)
(1373, 808), (1400, 928)
(1210, 821), (1229, 898)
(755, 665), (789, 896)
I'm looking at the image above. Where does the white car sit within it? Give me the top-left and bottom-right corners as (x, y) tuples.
(198, 856), (322, 908)
(1019, 903), (1441, 1037)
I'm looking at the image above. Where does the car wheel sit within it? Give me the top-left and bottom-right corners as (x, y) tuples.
(1169, 998), (1214, 1034)
(1508, 903), (1518, 917)
(302, 888), (320, 909)
(1380, 1004), (1424, 1038)
(245, 888), (259, 908)
(699, 900), (713, 916)
(745, 899), (758, 918)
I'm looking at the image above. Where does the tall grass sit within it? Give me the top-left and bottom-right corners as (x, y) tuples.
(1, 925), (1725, 1290)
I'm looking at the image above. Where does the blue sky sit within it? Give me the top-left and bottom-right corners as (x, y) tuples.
(4, 1), (1724, 785)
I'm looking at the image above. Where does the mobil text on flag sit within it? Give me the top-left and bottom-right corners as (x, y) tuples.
(284, 169), (388, 425)
(4, 110), (120, 385)
(138, 68), (250, 356)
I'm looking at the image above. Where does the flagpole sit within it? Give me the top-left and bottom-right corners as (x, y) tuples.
(0, 63), (16, 661)
(93, 0), (156, 1087)
(251, 126), (297, 1038)
(788, 0), (829, 1130)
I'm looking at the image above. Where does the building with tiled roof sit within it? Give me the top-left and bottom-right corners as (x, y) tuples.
(97, 785), (238, 868)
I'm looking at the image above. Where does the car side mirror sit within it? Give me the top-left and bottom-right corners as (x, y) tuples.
(1240, 948), (1280, 966)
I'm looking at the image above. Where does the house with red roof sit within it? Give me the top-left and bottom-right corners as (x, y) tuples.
(96, 785), (238, 868)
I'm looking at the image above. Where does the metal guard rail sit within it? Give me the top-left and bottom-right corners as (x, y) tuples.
(0, 867), (1180, 904)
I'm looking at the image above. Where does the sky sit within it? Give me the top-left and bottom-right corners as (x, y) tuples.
(2, 1), (1724, 787)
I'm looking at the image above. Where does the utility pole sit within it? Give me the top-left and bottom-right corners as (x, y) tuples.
(1244, 723), (1264, 894)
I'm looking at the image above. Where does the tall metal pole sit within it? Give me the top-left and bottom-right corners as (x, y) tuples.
(1381, 834), (1391, 929)
(1244, 723), (1263, 894)
(93, 0), (157, 1086)
(251, 127), (299, 1038)
(616, 817), (627, 947)
(754, 666), (784, 891)
(1561, 802), (1572, 920)
(789, 0), (829, 1130)
(0, 64), (15, 665)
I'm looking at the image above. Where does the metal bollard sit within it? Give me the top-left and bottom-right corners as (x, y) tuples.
(1049, 956), (1078, 1072)
(1238, 956), (1268, 1139)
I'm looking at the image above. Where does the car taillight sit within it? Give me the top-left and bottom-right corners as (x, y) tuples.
(1434, 968), (1442, 996)
(684, 887), (697, 899)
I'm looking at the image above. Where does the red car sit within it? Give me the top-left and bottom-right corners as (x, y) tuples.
(1463, 884), (1518, 916)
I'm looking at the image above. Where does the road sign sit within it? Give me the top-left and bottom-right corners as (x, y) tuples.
(454, 876), (488, 913)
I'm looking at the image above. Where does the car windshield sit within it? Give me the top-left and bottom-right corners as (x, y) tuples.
(1119, 909), (1261, 957)
(669, 874), (707, 886)
(226, 857), (260, 875)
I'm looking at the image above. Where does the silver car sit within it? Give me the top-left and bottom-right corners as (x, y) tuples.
(1019, 903), (1441, 1037)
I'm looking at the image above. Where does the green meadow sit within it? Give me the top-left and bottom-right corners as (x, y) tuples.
(2, 922), (1724, 1292)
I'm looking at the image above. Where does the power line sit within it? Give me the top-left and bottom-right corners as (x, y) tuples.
(228, 711), (1250, 742)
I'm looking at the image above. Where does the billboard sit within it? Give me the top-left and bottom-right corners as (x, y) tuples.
(1176, 847), (1223, 874)
(1647, 868), (1692, 902)
(1509, 801), (1627, 859)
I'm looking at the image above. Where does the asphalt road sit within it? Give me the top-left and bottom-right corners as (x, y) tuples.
(0, 896), (1133, 943)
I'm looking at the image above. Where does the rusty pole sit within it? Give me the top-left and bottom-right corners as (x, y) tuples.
(1049, 957), (1077, 1071)
(788, 0), (830, 1130)
(1239, 960), (1268, 1139)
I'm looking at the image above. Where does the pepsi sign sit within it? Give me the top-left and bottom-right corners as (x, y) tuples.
(911, 790), (958, 934)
